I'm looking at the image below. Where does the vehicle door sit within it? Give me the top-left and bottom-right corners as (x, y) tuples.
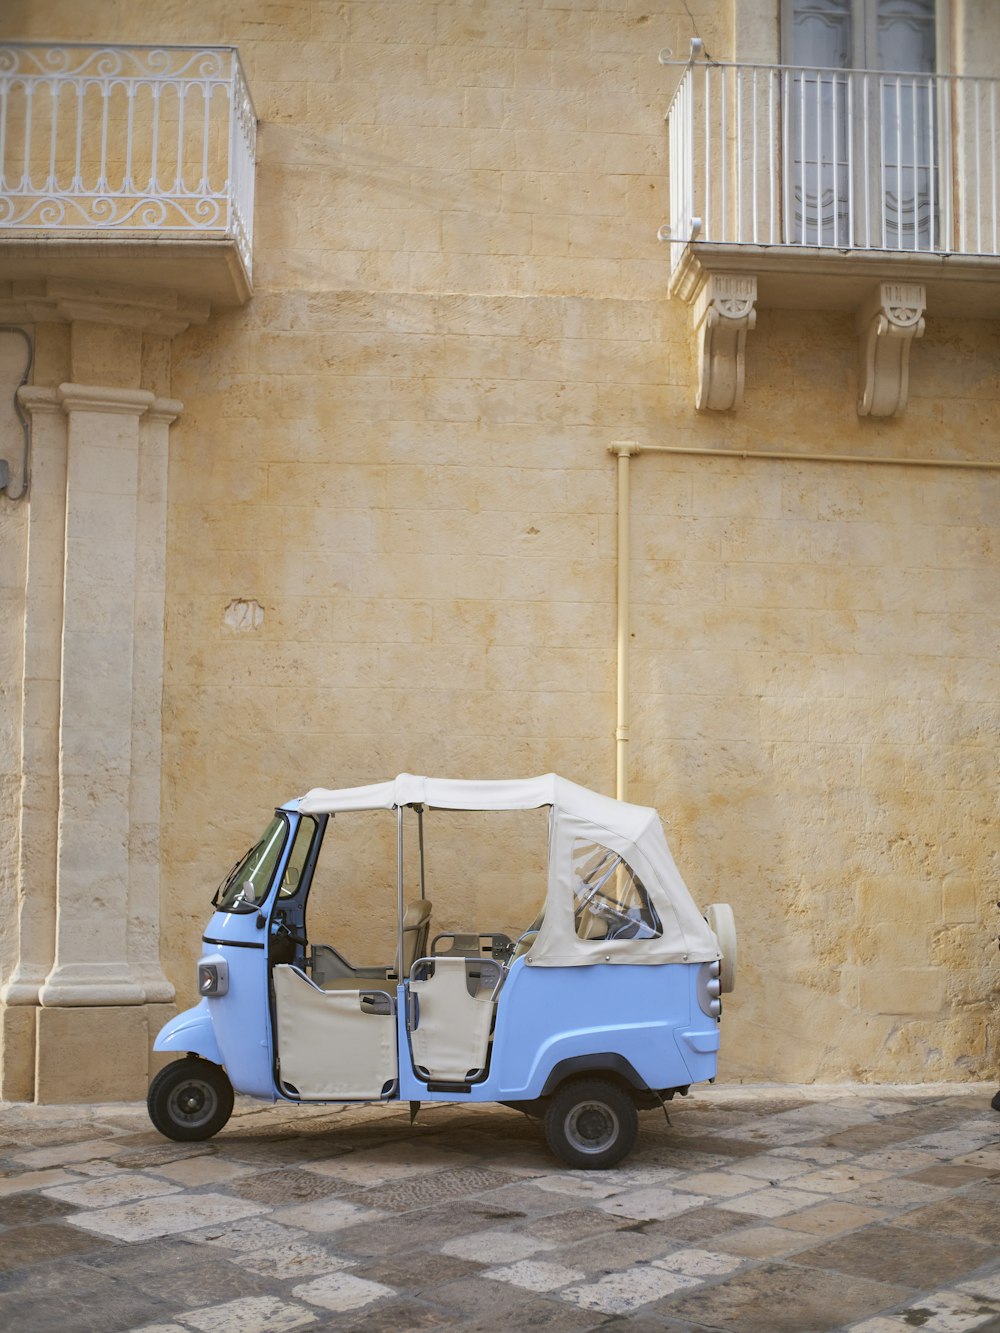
(268, 812), (399, 1101)
(405, 945), (505, 1087)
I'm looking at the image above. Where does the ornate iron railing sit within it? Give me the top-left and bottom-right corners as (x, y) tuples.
(662, 43), (999, 275)
(0, 43), (256, 277)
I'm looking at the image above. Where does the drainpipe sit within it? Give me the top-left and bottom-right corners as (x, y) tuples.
(611, 442), (640, 802)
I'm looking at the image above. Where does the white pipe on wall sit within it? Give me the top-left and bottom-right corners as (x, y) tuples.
(636, 444), (1000, 471)
(611, 442), (640, 801)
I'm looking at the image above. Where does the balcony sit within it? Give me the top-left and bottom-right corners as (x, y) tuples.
(662, 43), (1000, 411)
(0, 43), (256, 312)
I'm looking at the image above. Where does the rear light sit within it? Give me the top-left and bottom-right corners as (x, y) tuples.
(697, 960), (722, 1018)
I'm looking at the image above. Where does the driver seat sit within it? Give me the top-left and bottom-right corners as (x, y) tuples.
(311, 899), (432, 990)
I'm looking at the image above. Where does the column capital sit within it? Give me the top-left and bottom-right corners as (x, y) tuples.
(57, 383), (156, 417)
(147, 396), (184, 425)
(19, 386), (184, 425)
(16, 386), (61, 417)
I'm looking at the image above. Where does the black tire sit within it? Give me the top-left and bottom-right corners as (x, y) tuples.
(544, 1077), (639, 1169)
(992, 1088), (1000, 1113)
(147, 1057), (234, 1142)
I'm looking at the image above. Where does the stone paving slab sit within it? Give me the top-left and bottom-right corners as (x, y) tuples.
(0, 1083), (996, 1331)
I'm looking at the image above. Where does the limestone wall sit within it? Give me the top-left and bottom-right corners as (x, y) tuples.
(2, 0), (997, 1086)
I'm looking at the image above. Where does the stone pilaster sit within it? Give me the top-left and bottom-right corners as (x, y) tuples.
(0, 285), (200, 1101)
(128, 397), (181, 1004)
(0, 388), (66, 1099)
(36, 384), (176, 1009)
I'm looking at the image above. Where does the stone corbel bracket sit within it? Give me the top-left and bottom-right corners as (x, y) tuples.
(857, 282), (926, 418)
(692, 274), (758, 412)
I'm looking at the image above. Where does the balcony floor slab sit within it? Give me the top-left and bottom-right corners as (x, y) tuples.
(670, 243), (1000, 320)
(0, 236), (252, 315)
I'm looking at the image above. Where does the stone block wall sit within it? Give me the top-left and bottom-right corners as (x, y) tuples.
(2, 0), (997, 1088)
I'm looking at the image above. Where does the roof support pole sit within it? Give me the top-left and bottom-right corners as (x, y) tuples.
(416, 805), (426, 901)
(396, 805), (405, 977)
(612, 442), (640, 802)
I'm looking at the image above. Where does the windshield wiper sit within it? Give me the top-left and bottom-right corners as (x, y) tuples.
(212, 843), (262, 907)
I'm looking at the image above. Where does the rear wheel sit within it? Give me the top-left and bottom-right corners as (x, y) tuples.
(147, 1057), (234, 1142)
(544, 1077), (638, 1169)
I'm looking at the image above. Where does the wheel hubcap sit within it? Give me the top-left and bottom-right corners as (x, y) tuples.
(168, 1079), (217, 1127)
(565, 1100), (619, 1154)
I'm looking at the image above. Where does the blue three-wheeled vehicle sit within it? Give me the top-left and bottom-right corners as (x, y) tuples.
(149, 774), (736, 1168)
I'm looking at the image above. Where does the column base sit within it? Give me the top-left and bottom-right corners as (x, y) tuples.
(0, 1004), (38, 1102)
(38, 961), (147, 1008)
(34, 1002), (177, 1103)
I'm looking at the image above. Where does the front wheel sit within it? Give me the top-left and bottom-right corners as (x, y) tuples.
(147, 1057), (234, 1142)
(544, 1077), (638, 1169)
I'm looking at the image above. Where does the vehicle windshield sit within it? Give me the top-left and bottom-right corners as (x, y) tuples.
(214, 815), (288, 913)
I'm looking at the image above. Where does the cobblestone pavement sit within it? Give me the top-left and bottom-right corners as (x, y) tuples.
(0, 1083), (997, 1332)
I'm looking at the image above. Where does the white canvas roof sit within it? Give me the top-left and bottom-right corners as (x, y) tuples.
(296, 774), (720, 968)
(301, 772), (648, 825)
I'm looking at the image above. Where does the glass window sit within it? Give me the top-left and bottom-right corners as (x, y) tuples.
(572, 841), (662, 942)
(784, 0), (935, 70)
(783, 0), (938, 248)
(214, 815), (288, 913)
(278, 815), (318, 898)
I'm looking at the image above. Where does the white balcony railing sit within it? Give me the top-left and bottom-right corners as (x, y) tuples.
(0, 43), (256, 279)
(663, 45), (1000, 277)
